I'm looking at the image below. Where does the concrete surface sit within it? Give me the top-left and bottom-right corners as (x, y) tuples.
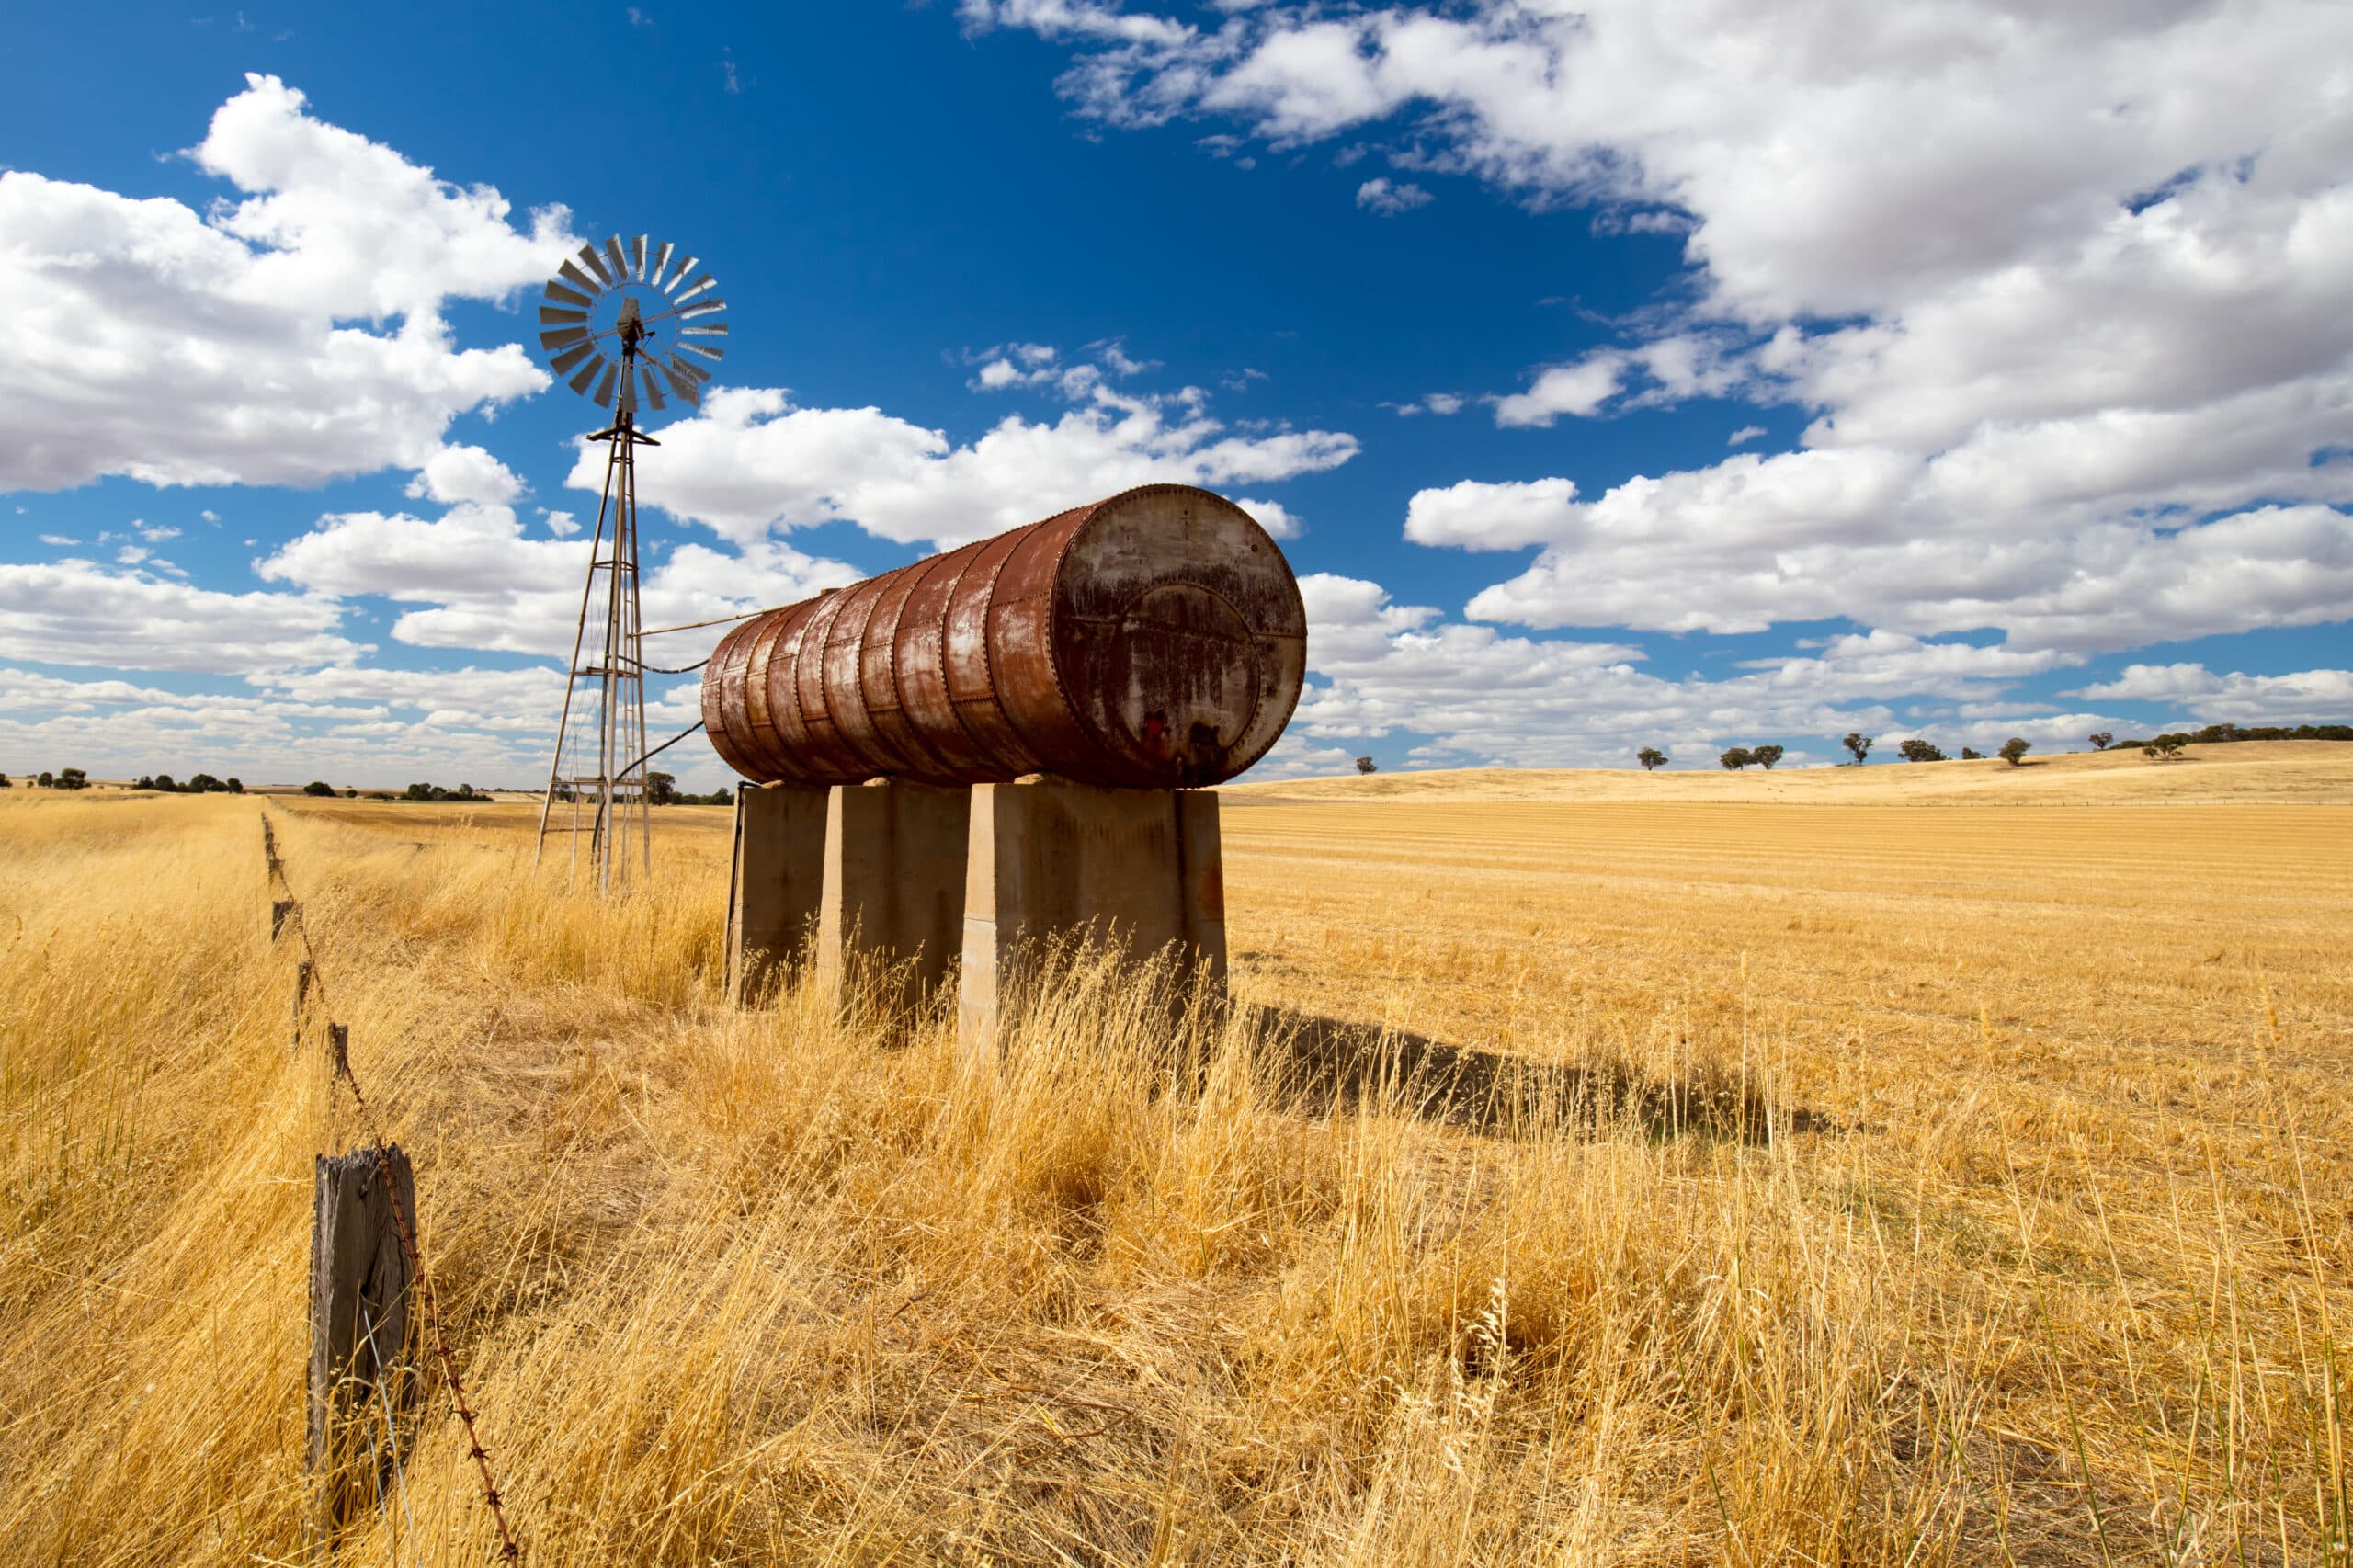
(957, 780), (1227, 1060)
(728, 784), (827, 1004)
(813, 779), (972, 1020)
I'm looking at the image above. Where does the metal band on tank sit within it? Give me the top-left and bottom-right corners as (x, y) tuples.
(791, 589), (866, 779)
(701, 617), (768, 779)
(987, 501), (1109, 782)
(941, 527), (1043, 776)
(858, 562), (957, 781)
(822, 573), (919, 778)
(892, 542), (1006, 780)
(738, 608), (808, 783)
(761, 598), (827, 781)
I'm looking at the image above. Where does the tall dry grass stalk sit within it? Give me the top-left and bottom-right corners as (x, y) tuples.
(1, 789), (2346, 1564)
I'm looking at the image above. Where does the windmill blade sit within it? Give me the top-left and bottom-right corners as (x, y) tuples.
(663, 256), (699, 295)
(549, 341), (597, 376)
(592, 361), (619, 406)
(603, 236), (631, 286)
(540, 325), (591, 351)
(664, 352), (709, 384)
(638, 365), (667, 412)
(673, 274), (718, 305)
(677, 340), (725, 363)
(631, 234), (649, 280)
(544, 278), (593, 309)
(661, 359), (702, 406)
(575, 244), (611, 287)
(538, 305), (588, 325)
(569, 353), (609, 397)
(678, 322), (730, 337)
(651, 241), (675, 290)
(679, 300), (727, 322)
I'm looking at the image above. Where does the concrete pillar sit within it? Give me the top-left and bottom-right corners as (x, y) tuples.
(957, 780), (1227, 1060)
(814, 780), (972, 1018)
(728, 784), (828, 1005)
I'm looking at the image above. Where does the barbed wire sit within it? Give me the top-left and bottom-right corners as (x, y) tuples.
(264, 811), (524, 1562)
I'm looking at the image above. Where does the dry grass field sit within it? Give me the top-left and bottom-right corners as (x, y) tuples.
(2, 744), (2348, 1565)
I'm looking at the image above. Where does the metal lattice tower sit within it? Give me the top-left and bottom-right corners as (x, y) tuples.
(530, 235), (728, 892)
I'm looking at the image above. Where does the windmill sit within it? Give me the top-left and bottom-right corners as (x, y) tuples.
(530, 234), (728, 892)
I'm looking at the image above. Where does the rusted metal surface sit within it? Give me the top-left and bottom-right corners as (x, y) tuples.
(703, 484), (1306, 789)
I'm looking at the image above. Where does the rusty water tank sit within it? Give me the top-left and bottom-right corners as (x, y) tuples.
(702, 484), (1306, 790)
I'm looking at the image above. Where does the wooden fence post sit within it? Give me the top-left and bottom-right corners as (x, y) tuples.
(310, 1144), (417, 1540)
(272, 898), (297, 940)
(291, 960), (312, 1052)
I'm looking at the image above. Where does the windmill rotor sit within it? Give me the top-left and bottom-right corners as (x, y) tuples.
(536, 233), (729, 413)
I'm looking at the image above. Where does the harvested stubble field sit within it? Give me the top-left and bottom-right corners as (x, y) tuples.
(2, 743), (2348, 1565)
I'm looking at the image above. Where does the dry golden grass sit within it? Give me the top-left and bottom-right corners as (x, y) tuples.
(1, 759), (2347, 1565)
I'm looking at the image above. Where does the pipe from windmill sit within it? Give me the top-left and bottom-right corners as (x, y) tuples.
(701, 484), (1306, 790)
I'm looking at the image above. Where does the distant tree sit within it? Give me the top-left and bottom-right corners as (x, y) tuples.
(303, 780), (336, 797)
(646, 770), (679, 804)
(1896, 739), (1948, 763)
(1998, 737), (2031, 767)
(404, 782), (438, 801)
(1752, 744), (1786, 769)
(368, 790), (395, 801)
(225, 778), (244, 793)
(1636, 746), (1667, 771)
(0, 772), (10, 788)
(1841, 732), (1873, 765)
(2088, 731), (2114, 751)
(344, 788), (358, 799)
(1355, 756), (1378, 775)
(187, 773), (222, 793)
(150, 773), (176, 791)
(2143, 739), (2186, 762)
(57, 767), (88, 790)
(1720, 746), (1755, 770)
(1961, 747), (1984, 760)
(37, 772), (53, 789)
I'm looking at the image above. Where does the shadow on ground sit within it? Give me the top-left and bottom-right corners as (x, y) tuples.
(1240, 1004), (1829, 1143)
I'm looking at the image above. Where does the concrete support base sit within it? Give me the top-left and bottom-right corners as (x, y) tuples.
(814, 780), (972, 1020)
(727, 784), (828, 1005)
(956, 780), (1226, 1061)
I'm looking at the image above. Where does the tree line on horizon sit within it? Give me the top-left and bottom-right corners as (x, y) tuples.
(0, 767), (733, 802)
(1629, 719), (2348, 773)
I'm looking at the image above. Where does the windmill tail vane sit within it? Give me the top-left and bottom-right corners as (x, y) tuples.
(529, 234), (730, 892)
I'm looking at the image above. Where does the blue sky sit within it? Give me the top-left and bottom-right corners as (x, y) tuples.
(4, 0), (2348, 788)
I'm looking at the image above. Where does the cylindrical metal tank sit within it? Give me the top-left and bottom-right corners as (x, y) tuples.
(703, 484), (1306, 790)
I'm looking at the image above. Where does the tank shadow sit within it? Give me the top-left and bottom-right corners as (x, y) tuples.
(1237, 1004), (1831, 1144)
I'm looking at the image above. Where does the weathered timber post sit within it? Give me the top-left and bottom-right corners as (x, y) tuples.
(310, 1144), (417, 1540)
(291, 960), (312, 1052)
(328, 1023), (349, 1078)
(271, 898), (297, 940)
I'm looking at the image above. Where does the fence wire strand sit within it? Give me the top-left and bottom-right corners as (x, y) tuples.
(264, 812), (524, 1562)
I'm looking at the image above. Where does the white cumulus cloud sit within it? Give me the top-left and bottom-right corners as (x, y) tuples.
(0, 74), (570, 494)
(966, 0), (2353, 659)
(1355, 176), (1431, 214)
(588, 381), (1357, 549)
